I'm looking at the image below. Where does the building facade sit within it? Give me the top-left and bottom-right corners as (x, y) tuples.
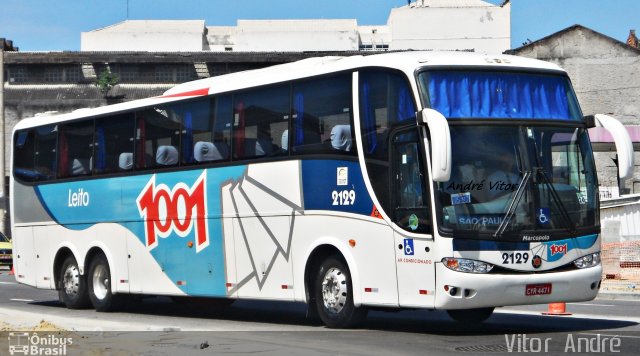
(508, 25), (640, 195)
(81, 0), (511, 54)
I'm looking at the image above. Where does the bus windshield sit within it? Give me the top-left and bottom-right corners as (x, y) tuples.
(419, 71), (598, 241)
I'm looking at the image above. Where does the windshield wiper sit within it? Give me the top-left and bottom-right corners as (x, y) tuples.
(493, 170), (532, 239)
(535, 167), (576, 234)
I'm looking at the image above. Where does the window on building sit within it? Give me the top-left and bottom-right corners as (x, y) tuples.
(175, 64), (195, 82)
(155, 64), (196, 83)
(64, 65), (82, 83)
(113, 64), (139, 82)
(44, 67), (63, 83)
(155, 65), (174, 83)
(8, 66), (28, 83)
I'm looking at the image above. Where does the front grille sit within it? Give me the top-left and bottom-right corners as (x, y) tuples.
(490, 263), (577, 274)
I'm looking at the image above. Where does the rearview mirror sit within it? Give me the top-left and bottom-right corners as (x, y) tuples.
(593, 114), (634, 180)
(420, 108), (451, 182)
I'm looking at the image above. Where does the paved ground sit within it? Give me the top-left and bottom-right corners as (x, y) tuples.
(1, 271), (639, 355)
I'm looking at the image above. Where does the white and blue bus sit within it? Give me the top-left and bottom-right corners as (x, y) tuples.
(10, 52), (634, 327)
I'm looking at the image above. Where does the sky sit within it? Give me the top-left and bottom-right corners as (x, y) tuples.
(0, 0), (639, 51)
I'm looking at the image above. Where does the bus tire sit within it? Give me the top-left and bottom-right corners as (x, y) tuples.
(314, 256), (367, 328)
(447, 307), (494, 323)
(58, 256), (90, 309)
(88, 254), (123, 312)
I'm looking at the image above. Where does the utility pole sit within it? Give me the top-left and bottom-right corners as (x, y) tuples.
(0, 45), (6, 236)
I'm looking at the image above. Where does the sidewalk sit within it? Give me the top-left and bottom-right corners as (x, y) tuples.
(598, 279), (640, 301)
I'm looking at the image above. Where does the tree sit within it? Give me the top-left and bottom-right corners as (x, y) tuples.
(95, 69), (119, 96)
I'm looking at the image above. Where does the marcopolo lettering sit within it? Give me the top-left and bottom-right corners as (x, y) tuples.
(137, 172), (209, 253)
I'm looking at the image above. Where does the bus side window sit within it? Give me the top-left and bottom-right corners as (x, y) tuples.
(193, 95), (232, 163)
(13, 130), (39, 182)
(359, 69), (417, 214)
(95, 113), (135, 174)
(58, 121), (94, 178)
(391, 130), (431, 234)
(291, 74), (353, 155)
(233, 85), (289, 160)
(135, 106), (181, 170)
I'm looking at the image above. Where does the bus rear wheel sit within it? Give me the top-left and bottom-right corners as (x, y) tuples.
(88, 254), (123, 312)
(58, 256), (90, 309)
(314, 256), (367, 328)
(447, 307), (494, 323)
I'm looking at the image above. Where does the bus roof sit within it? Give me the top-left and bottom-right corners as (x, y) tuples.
(13, 51), (564, 132)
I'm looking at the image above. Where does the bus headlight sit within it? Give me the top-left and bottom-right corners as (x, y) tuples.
(573, 252), (600, 269)
(442, 258), (494, 274)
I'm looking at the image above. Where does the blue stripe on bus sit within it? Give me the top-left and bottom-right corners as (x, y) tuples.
(453, 234), (599, 259)
(301, 160), (374, 216)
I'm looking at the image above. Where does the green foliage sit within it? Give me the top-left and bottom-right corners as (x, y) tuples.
(95, 70), (119, 95)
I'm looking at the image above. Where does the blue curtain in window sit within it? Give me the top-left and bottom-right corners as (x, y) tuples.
(397, 86), (414, 122)
(294, 93), (304, 145)
(361, 82), (377, 154)
(96, 127), (106, 171)
(183, 112), (193, 163)
(427, 72), (574, 120)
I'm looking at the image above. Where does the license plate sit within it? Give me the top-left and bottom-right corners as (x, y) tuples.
(526, 283), (552, 296)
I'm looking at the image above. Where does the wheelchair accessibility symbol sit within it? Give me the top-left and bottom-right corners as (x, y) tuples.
(537, 208), (550, 225)
(403, 238), (414, 256)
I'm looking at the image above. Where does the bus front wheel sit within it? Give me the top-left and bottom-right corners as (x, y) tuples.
(88, 254), (123, 312)
(314, 256), (367, 328)
(58, 256), (90, 309)
(447, 307), (494, 323)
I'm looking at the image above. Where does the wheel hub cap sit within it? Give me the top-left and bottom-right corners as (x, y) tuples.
(321, 267), (347, 314)
(92, 264), (109, 300)
(63, 265), (80, 296)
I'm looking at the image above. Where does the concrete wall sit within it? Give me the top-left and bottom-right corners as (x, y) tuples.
(81, 20), (206, 52)
(510, 26), (640, 194)
(235, 20), (359, 52)
(80, 1), (510, 53)
(388, 1), (510, 53)
(511, 27), (640, 125)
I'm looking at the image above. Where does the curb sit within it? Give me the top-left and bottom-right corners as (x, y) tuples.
(597, 292), (640, 301)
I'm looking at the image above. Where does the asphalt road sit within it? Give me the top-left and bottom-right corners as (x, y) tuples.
(1, 270), (639, 355)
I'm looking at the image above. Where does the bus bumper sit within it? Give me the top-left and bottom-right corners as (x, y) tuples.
(434, 263), (602, 310)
